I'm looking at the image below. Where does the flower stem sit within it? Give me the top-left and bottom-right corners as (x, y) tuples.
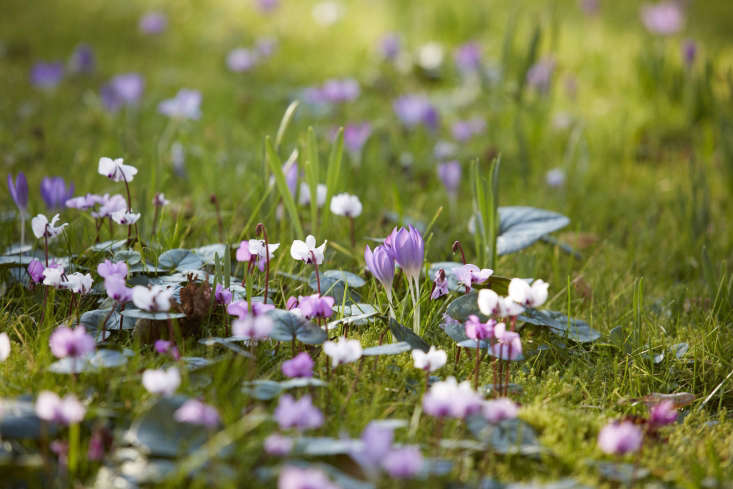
(474, 339), (481, 390)
(310, 251), (321, 295)
(349, 216), (355, 249)
(256, 223), (270, 304)
(452, 240), (467, 265)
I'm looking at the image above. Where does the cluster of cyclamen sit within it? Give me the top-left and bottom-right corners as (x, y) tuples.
(597, 400), (678, 456)
(364, 225), (425, 332)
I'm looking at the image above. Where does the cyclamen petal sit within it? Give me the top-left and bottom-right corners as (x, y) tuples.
(98, 157), (138, 183)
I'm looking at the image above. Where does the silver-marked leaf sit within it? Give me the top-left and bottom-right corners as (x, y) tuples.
(467, 416), (543, 455)
(592, 462), (649, 483)
(193, 244), (230, 265)
(269, 309), (327, 344)
(121, 309), (186, 321)
(497, 206), (570, 255)
(293, 437), (363, 456)
(242, 378), (327, 400)
(322, 270), (366, 288)
(362, 342), (412, 356)
(308, 272), (361, 304)
(0, 255), (36, 267)
(89, 240), (127, 253)
(80, 309), (135, 333)
(389, 318), (429, 352)
(519, 309), (600, 343)
(158, 249), (203, 271)
(445, 292), (486, 323)
(112, 250), (141, 265)
(48, 349), (128, 373)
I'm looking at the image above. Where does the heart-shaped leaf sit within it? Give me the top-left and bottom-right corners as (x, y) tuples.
(112, 250), (141, 266)
(592, 462), (650, 483)
(80, 309), (135, 333)
(158, 249), (203, 271)
(497, 206), (570, 255)
(193, 244), (230, 266)
(467, 416), (543, 455)
(389, 318), (429, 352)
(89, 240), (128, 253)
(445, 292), (486, 323)
(322, 270), (366, 288)
(269, 309), (328, 344)
(519, 309), (600, 343)
(48, 349), (128, 374)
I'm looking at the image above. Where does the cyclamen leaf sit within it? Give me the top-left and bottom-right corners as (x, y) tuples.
(496, 206), (570, 256)
(389, 318), (429, 352)
(158, 249), (203, 271)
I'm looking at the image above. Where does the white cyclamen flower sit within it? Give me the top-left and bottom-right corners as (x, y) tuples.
(31, 214), (67, 239)
(248, 239), (280, 260)
(131, 285), (173, 312)
(111, 209), (141, 225)
(323, 337), (362, 367)
(98, 157), (138, 183)
(62, 272), (93, 294)
(290, 235), (327, 265)
(329, 193), (362, 217)
(0, 332), (10, 362)
(508, 278), (549, 308)
(412, 346), (447, 372)
(42, 267), (65, 288)
(298, 182), (327, 207)
(142, 367), (181, 396)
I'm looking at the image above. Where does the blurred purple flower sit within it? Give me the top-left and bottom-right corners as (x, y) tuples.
(7, 172), (28, 214)
(482, 398), (519, 423)
(465, 315), (495, 340)
(437, 161), (461, 196)
(274, 394), (324, 431)
(49, 325), (95, 359)
(227, 48), (258, 73)
(492, 322), (522, 360)
(382, 446), (423, 478)
(393, 95), (439, 130)
(379, 33), (401, 60)
(35, 391), (85, 425)
(454, 264), (492, 291)
(641, 2), (684, 36)
(28, 259), (44, 283)
(101, 73), (144, 112)
(97, 259), (127, 279)
(282, 352), (314, 378)
(598, 420), (643, 454)
(343, 123), (372, 152)
(30, 62), (64, 89)
(154, 339), (180, 360)
(264, 433), (293, 455)
(255, 37), (278, 58)
(422, 377), (483, 419)
(649, 400), (677, 427)
(227, 300), (275, 319)
(452, 117), (485, 141)
(174, 399), (220, 428)
(298, 293), (335, 320)
(69, 44), (95, 74)
(278, 466), (341, 489)
(40, 177), (74, 210)
(454, 41), (482, 74)
(158, 89), (202, 120)
(430, 269), (449, 299)
(256, 0), (279, 13)
(284, 161), (298, 196)
(546, 168), (566, 187)
(682, 39), (697, 68)
(139, 11), (168, 35)
(105, 276), (132, 303)
(215, 284), (233, 305)
(579, 0), (599, 15)
(353, 422), (393, 468)
(526, 58), (555, 93)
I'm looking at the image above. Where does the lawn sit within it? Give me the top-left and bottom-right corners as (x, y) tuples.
(0, 0), (732, 488)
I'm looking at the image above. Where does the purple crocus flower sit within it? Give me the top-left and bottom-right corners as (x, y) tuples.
(379, 33), (401, 60)
(274, 394), (324, 431)
(465, 315), (495, 340)
(282, 352), (314, 378)
(278, 466), (340, 489)
(382, 446), (424, 479)
(454, 41), (482, 74)
(649, 400), (677, 427)
(364, 244), (395, 297)
(682, 39), (697, 68)
(40, 177), (74, 210)
(297, 294), (335, 320)
(393, 95), (439, 130)
(28, 259), (45, 283)
(139, 11), (168, 35)
(158, 89), (202, 120)
(597, 421), (643, 455)
(7, 173), (28, 215)
(49, 325), (95, 359)
(30, 62), (64, 89)
(101, 73), (144, 112)
(174, 399), (220, 428)
(97, 259), (127, 279)
(526, 57), (555, 93)
(641, 2), (684, 36)
(386, 225), (424, 282)
(437, 161), (461, 197)
(69, 44), (95, 74)
(352, 422), (394, 468)
(215, 284), (233, 305)
(343, 123), (372, 153)
(227, 48), (258, 73)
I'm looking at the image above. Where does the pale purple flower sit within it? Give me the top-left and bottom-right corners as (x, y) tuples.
(256, 0), (279, 13)
(214, 284), (233, 305)
(142, 367), (181, 396)
(92, 194), (127, 218)
(158, 89), (202, 120)
(437, 161), (462, 196)
(35, 391), (85, 425)
(649, 401), (677, 427)
(422, 376), (483, 419)
(382, 446), (423, 479)
(40, 177), (74, 210)
(139, 11), (168, 35)
(231, 315), (273, 339)
(97, 260), (128, 279)
(430, 269), (449, 299)
(465, 315), (495, 341)
(247, 239), (280, 272)
(343, 123), (372, 152)
(364, 244), (395, 294)
(320, 78), (360, 103)
(154, 340), (180, 360)
(264, 433), (293, 455)
(598, 421), (643, 454)
(454, 264), (492, 291)
(452, 117), (485, 141)
(682, 39), (696, 68)
(174, 399), (220, 428)
(546, 168), (566, 187)
(278, 466), (341, 489)
(153, 193), (170, 207)
(105, 276), (132, 303)
(323, 337), (362, 367)
(69, 44), (95, 74)
(226, 300), (275, 319)
(412, 346), (447, 372)
(66, 193), (101, 210)
(227, 48), (258, 72)
(482, 398), (519, 423)
(454, 41), (482, 74)
(641, 2), (684, 36)
(527, 58), (555, 93)
(101, 73), (144, 112)
(30, 62), (64, 88)
(28, 259), (44, 283)
(393, 95), (439, 130)
(274, 394), (324, 431)
(298, 294), (335, 320)
(255, 37), (278, 58)
(49, 325), (95, 359)
(87, 427), (111, 461)
(386, 225), (424, 282)
(379, 33), (401, 60)
(492, 322), (522, 360)
(7, 172), (28, 214)
(282, 352), (314, 378)
(579, 0), (599, 15)
(351, 422), (394, 469)
(298, 182), (327, 207)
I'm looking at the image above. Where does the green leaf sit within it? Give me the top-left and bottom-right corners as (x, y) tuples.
(305, 126), (320, 235)
(158, 249), (203, 271)
(265, 136), (304, 237)
(362, 342), (412, 356)
(519, 309), (600, 343)
(275, 100), (299, 151)
(389, 318), (429, 352)
(322, 128), (344, 231)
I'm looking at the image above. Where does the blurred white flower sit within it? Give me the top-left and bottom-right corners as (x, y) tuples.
(330, 193), (362, 218)
(312, 1), (344, 26)
(142, 367), (181, 396)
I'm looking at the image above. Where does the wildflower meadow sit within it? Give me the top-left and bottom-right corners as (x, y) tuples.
(1, 0), (732, 487)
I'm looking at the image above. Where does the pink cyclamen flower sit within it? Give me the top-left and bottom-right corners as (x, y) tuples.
(453, 264), (492, 291)
(98, 157), (138, 183)
(649, 401), (677, 427)
(641, 2), (684, 36)
(35, 391), (85, 425)
(422, 376), (483, 419)
(105, 276), (132, 303)
(97, 259), (127, 279)
(62, 272), (93, 294)
(598, 421), (643, 455)
(492, 322), (522, 360)
(49, 325), (95, 359)
(28, 259), (45, 283)
(431, 269), (449, 300)
(227, 300), (275, 319)
(142, 367), (181, 396)
(264, 433), (293, 456)
(139, 11), (167, 35)
(508, 278), (549, 308)
(131, 285), (173, 312)
(382, 446), (424, 479)
(482, 398), (519, 423)
(465, 315), (495, 341)
(412, 346), (447, 372)
(298, 294), (335, 320)
(0, 333), (10, 362)
(215, 284), (233, 305)
(278, 466), (341, 489)
(154, 339), (180, 360)
(282, 352), (314, 378)
(232, 315), (273, 340)
(174, 399), (220, 428)
(274, 394), (324, 431)
(323, 337), (362, 367)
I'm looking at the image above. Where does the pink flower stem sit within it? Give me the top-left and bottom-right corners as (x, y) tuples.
(310, 251), (321, 295)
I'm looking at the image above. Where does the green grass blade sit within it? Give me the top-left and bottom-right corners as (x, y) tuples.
(265, 136), (304, 237)
(275, 100), (299, 152)
(322, 127), (344, 231)
(305, 126), (320, 236)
